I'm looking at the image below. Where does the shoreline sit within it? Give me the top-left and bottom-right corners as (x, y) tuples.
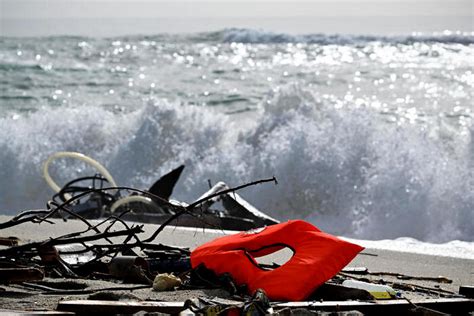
(1, 215), (471, 260)
(1, 216), (472, 287)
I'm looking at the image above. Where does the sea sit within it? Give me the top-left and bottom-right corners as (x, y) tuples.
(0, 28), (473, 259)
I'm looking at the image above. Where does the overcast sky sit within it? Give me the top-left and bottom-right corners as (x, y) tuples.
(2, 0), (472, 18)
(1, 0), (472, 36)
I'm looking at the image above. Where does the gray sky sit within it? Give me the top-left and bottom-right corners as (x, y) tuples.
(3, 0), (472, 18)
(1, 0), (473, 36)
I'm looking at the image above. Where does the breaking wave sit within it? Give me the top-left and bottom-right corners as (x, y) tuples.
(214, 28), (474, 45)
(1, 87), (472, 243)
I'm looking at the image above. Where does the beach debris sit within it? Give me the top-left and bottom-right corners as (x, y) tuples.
(0, 173), (281, 314)
(41, 151), (279, 231)
(179, 299), (217, 316)
(390, 281), (459, 298)
(192, 181), (279, 228)
(0, 236), (19, 246)
(0, 168), (276, 282)
(376, 273), (452, 284)
(342, 280), (397, 300)
(0, 310), (75, 316)
(180, 290), (273, 315)
(152, 273), (182, 291)
(0, 267), (44, 283)
(271, 298), (474, 315)
(55, 297), (474, 315)
(87, 291), (142, 301)
(17, 280), (87, 294)
(342, 267), (369, 274)
(190, 220), (364, 301)
(144, 249), (191, 274)
(39, 245), (79, 278)
(108, 256), (152, 284)
(55, 243), (96, 266)
(242, 289), (274, 315)
(342, 267), (453, 284)
(57, 299), (185, 315)
(16, 280), (149, 296)
(188, 264), (242, 295)
(459, 285), (474, 298)
(273, 308), (364, 315)
(180, 297), (242, 316)
(1, 209), (472, 315)
(339, 272), (458, 299)
(309, 282), (374, 301)
(148, 164), (185, 201)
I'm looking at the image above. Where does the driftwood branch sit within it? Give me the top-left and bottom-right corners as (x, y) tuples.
(0, 209), (53, 230)
(19, 282), (150, 295)
(188, 177), (277, 210)
(0, 225), (144, 257)
(44, 201), (102, 234)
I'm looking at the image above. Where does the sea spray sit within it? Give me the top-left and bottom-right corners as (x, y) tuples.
(1, 30), (472, 243)
(2, 87), (471, 242)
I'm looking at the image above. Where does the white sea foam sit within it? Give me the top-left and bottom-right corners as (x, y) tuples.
(343, 237), (474, 260)
(0, 31), (473, 246)
(1, 89), (472, 243)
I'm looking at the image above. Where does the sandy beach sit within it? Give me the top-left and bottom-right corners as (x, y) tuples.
(0, 215), (472, 313)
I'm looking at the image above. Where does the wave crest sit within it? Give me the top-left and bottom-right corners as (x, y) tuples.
(0, 88), (472, 242)
(216, 28), (474, 45)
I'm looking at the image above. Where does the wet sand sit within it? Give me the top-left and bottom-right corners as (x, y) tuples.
(0, 216), (472, 312)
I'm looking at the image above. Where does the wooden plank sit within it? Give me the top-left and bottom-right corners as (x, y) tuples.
(0, 310), (74, 315)
(274, 298), (474, 314)
(0, 237), (19, 246)
(0, 267), (44, 283)
(57, 300), (185, 315)
(57, 298), (473, 315)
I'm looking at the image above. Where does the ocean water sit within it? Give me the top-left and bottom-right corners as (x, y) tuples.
(1, 29), (473, 253)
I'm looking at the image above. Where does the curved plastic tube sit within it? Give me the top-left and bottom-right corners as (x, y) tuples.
(109, 195), (158, 214)
(43, 152), (118, 200)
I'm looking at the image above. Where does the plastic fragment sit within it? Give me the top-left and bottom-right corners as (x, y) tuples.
(342, 279), (397, 299)
(152, 273), (182, 291)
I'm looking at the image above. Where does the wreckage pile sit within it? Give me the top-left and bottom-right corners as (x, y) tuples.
(1, 152), (473, 315)
(41, 151), (279, 231)
(2, 212), (472, 315)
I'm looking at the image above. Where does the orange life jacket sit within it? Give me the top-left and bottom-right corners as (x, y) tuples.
(191, 220), (364, 301)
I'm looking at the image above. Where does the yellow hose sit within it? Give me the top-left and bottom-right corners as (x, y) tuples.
(43, 151), (118, 201)
(43, 151), (158, 213)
